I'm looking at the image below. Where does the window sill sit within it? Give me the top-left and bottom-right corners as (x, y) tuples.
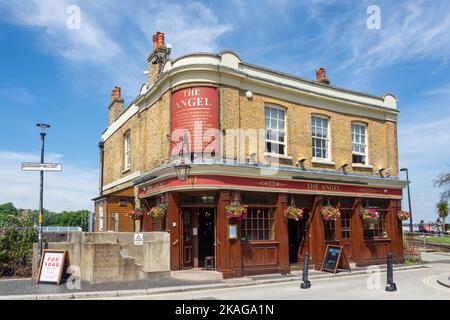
(352, 163), (373, 169)
(311, 158), (336, 166)
(263, 152), (293, 160)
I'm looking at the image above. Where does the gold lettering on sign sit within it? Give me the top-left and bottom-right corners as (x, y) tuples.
(307, 183), (340, 192)
(256, 180), (287, 188)
(175, 88), (212, 109)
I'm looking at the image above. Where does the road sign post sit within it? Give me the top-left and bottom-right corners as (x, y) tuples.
(22, 124), (62, 269)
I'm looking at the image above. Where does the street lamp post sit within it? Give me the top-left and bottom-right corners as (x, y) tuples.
(400, 168), (413, 233)
(36, 123), (50, 268)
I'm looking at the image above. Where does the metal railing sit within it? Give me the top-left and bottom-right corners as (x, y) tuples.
(404, 231), (450, 252)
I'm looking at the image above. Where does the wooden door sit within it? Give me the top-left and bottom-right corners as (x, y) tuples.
(182, 209), (194, 269)
(340, 210), (353, 260)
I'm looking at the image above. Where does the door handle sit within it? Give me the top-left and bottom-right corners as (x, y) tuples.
(172, 239), (179, 246)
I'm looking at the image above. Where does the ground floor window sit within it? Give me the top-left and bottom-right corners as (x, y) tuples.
(362, 200), (389, 239)
(152, 217), (165, 231)
(324, 219), (336, 240)
(241, 207), (275, 240)
(363, 213), (388, 238)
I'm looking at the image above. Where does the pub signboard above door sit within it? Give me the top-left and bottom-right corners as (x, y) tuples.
(138, 175), (403, 199)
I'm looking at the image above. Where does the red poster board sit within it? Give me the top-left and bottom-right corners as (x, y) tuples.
(37, 249), (70, 285)
(171, 87), (218, 156)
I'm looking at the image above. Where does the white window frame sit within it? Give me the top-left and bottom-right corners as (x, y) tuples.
(124, 130), (131, 171)
(311, 115), (331, 161)
(351, 122), (368, 165)
(264, 105), (287, 156)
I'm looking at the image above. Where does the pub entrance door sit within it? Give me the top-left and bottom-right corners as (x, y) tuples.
(287, 213), (309, 264)
(197, 208), (215, 268)
(181, 207), (216, 269)
(181, 209), (194, 269)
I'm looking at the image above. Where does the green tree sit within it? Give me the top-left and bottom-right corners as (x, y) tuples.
(434, 171), (450, 199)
(46, 210), (90, 231)
(0, 203), (19, 216)
(0, 207), (38, 276)
(436, 200), (449, 233)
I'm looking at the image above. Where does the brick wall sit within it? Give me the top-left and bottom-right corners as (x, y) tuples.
(102, 84), (399, 192)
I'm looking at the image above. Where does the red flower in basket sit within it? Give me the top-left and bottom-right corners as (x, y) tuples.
(129, 208), (143, 220)
(284, 207), (304, 221)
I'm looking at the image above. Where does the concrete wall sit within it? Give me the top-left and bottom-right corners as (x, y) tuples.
(33, 232), (170, 283)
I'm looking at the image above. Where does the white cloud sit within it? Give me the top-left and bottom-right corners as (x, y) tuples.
(398, 110), (450, 221)
(0, 151), (97, 212)
(0, 86), (37, 105)
(0, 0), (231, 97)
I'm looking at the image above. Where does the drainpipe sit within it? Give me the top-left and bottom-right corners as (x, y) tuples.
(98, 141), (104, 196)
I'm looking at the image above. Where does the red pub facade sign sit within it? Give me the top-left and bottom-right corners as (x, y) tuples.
(171, 87), (218, 156)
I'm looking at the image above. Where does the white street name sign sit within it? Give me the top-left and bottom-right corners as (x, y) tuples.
(21, 162), (63, 172)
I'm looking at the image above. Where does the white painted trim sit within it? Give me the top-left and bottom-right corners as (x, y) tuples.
(352, 163), (373, 169)
(102, 170), (141, 191)
(102, 104), (138, 142)
(263, 152), (293, 160)
(311, 158), (336, 166)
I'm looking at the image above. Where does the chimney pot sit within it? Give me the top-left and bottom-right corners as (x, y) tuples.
(154, 31), (165, 49)
(316, 67), (330, 84)
(152, 34), (158, 50)
(111, 86), (121, 101)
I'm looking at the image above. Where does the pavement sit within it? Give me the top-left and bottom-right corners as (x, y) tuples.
(1, 251), (449, 300)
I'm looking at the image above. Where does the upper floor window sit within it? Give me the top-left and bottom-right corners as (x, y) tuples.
(351, 123), (367, 164)
(311, 115), (330, 159)
(265, 105), (286, 155)
(124, 130), (131, 171)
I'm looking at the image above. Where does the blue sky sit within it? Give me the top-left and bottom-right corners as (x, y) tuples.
(0, 0), (449, 222)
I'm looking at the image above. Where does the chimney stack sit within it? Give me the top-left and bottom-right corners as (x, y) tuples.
(316, 67), (330, 85)
(108, 86), (124, 126)
(147, 31), (168, 85)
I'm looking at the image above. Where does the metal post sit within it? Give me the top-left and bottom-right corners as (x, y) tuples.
(405, 170), (413, 233)
(385, 252), (397, 292)
(37, 131), (46, 268)
(300, 252), (311, 289)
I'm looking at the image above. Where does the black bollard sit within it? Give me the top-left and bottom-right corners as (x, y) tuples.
(385, 252), (397, 292)
(300, 252), (311, 289)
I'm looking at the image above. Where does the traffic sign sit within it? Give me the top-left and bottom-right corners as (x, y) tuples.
(21, 162), (62, 172)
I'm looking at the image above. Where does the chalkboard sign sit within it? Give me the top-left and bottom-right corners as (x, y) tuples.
(321, 245), (351, 273)
(37, 249), (70, 285)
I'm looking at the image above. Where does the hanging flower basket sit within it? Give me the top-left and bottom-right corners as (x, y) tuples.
(321, 205), (340, 221)
(225, 204), (248, 219)
(284, 206), (304, 221)
(129, 208), (143, 220)
(150, 203), (167, 218)
(360, 207), (380, 223)
(398, 211), (410, 221)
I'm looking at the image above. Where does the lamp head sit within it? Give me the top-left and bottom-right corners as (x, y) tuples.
(36, 123), (50, 133)
(400, 168), (407, 172)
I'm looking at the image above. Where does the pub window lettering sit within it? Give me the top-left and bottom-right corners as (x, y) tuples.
(265, 105), (287, 155)
(311, 115), (330, 160)
(352, 122), (368, 164)
(124, 130), (131, 171)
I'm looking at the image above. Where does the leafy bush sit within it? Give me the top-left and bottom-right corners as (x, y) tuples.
(0, 209), (37, 277)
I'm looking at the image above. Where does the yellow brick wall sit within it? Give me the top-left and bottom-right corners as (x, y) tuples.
(102, 84), (399, 189)
(220, 86), (399, 177)
(102, 91), (171, 187)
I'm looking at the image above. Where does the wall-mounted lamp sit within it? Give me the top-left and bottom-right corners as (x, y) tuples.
(297, 158), (307, 170)
(245, 91), (253, 99)
(378, 168), (386, 177)
(339, 163), (349, 174)
(246, 152), (257, 165)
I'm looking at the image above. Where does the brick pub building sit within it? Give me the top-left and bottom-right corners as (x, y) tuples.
(93, 32), (407, 278)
